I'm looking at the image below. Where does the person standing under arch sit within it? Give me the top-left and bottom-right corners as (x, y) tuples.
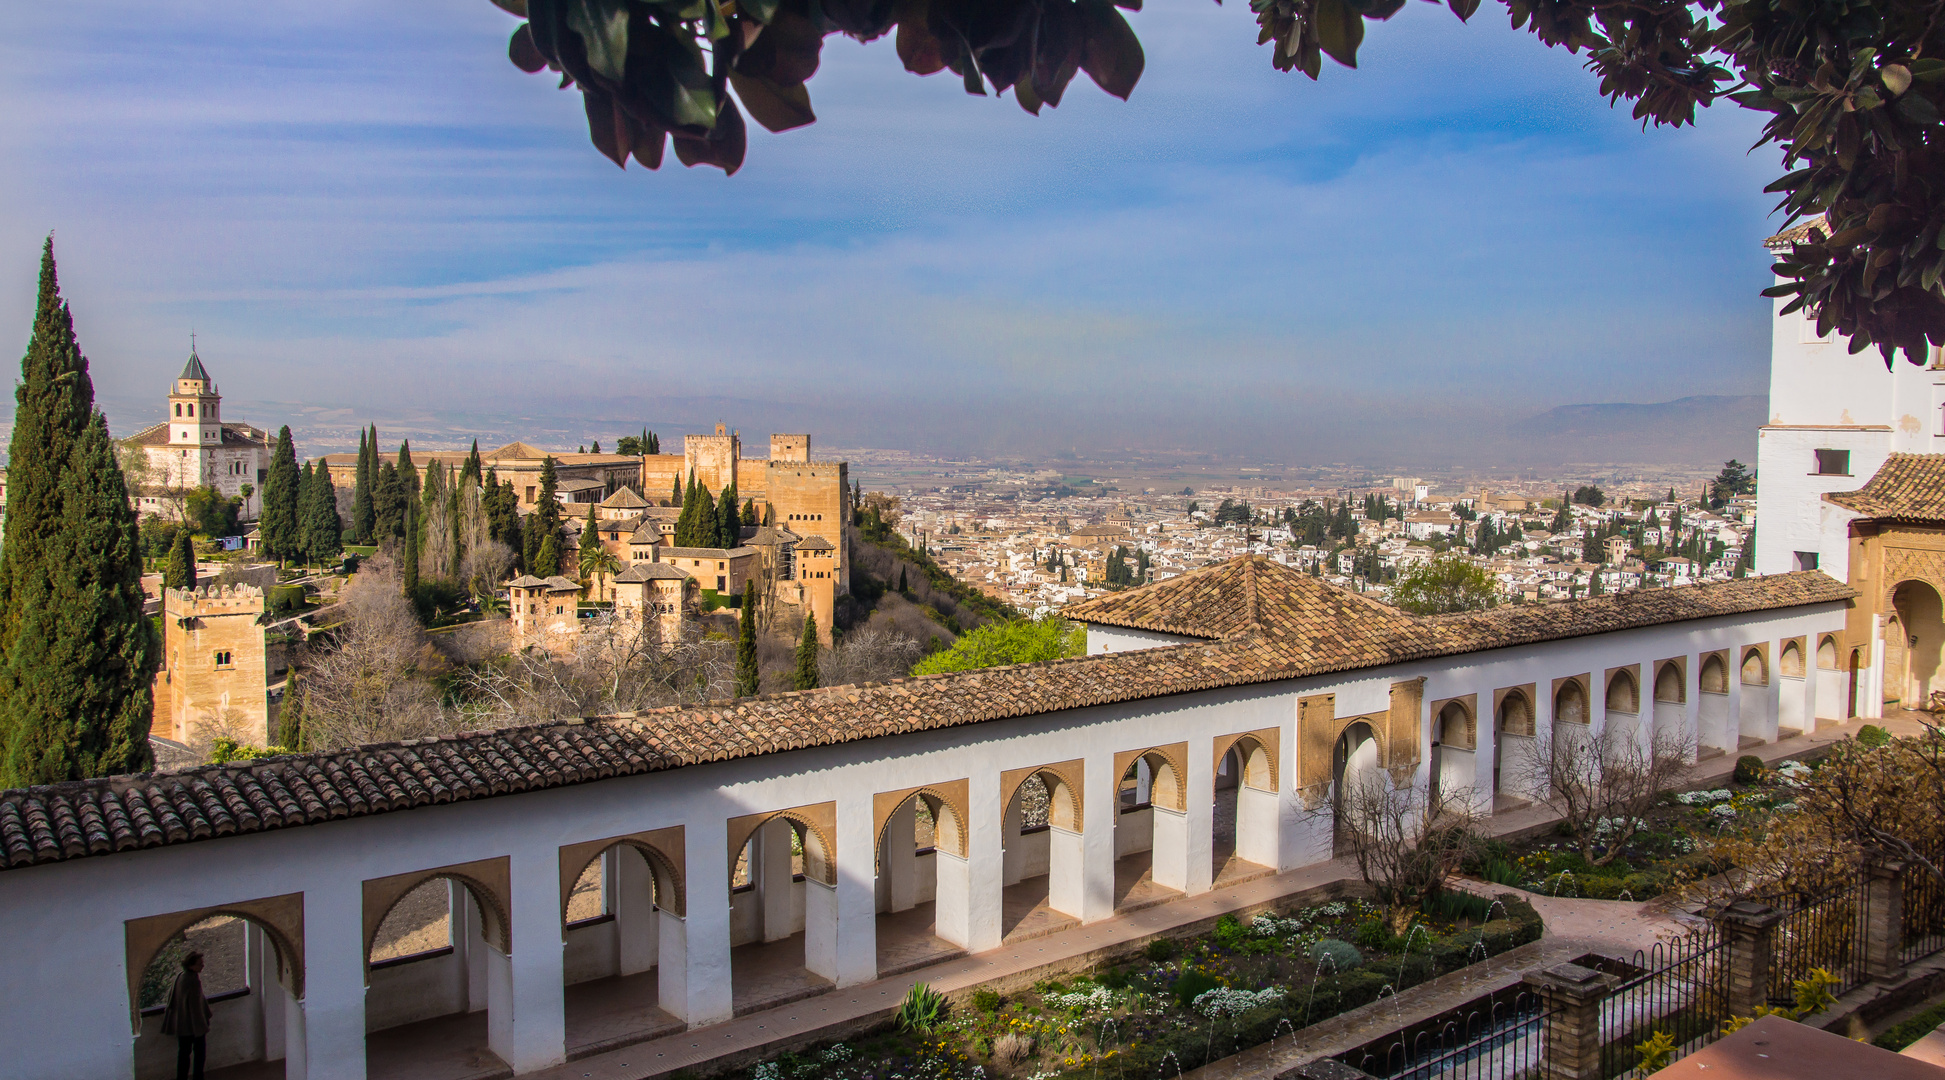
(160, 950), (211, 1080)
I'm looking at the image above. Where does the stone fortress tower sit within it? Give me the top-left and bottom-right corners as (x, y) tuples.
(153, 583), (271, 747)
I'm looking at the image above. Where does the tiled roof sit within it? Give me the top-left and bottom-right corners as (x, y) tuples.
(793, 535), (834, 551)
(508, 575), (578, 592)
(1066, 556), (1418, 642)
(662, 546), (756, 559)
(617, 562), (688, 582)
(601, 487), (648, 508)
(487, 441), (548, 460)
(120, 422), (270, 449)
(0, 557), (1852, 870)
(179, 349), (211, 383)
(1825, 454), (1945, 522)
(1765, 216), (1828, 250)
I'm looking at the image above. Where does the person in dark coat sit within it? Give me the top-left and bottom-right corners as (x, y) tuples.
(159, 950), (211, 1080)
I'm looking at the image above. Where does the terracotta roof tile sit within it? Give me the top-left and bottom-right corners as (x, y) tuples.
(1825, 454), (1945, 522)
(0, 557), (1852, 870)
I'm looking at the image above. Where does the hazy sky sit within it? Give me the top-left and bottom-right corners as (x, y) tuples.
(3, 0), (1787, 463)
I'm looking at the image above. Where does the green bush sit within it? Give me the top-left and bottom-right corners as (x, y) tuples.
(1308, 938), (1362, 973)
(1172, 970), (1221, 1008)
(1354, 919), (1389, 948)
(970, 988), (1001, 1013)
(1096, 968), (1130, 991)
(1422, 888), (1493, 923)
(1213, 913), (1250, 950)
(1875, 998), (1945, 1051)
(1143, 937), (1178, 962)
(1734, 755), (1767, 784)
(1581, 876), (1628, 900)
(1482, 858), (1522, 886)
(1858, 724), (1892, 749)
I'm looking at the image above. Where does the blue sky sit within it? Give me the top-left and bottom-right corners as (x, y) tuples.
(2, 0), (1788, 462)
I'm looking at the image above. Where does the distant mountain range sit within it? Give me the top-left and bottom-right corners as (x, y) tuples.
(1503, 395), (1766, 465)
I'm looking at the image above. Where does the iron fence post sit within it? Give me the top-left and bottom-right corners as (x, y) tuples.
(1722, 900), (1783, 1017)
(1868, 850), (1908, 981)
(1524, 962), (1615, 1080)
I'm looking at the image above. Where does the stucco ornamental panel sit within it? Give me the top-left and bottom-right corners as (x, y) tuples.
(125, 892), (304, 1034)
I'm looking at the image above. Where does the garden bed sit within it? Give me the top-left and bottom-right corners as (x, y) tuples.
(1467, 757), (1822, 902)
(730, 892), (1543, 1080)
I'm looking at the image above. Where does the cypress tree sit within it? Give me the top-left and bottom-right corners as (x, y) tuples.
(672, 472), (683, 508)
(535, 529), (560, 578)
(533, 456), (562, 563)
(718, 481), (740, 549)
(736, 586), (759, 697)
(0, 240), (158, 783)
(276, 670), (305, 751)
(793, 614), (820, 691)
(166, 529), (197, 590)
(523, 510), (539, 573)
(462, 439), (483, 487)
(352, 427), (374, 544)
(402, 502), (420, 596)
(694, 484), (719, 551)
(293, 462), (315, 565)
(647, 430), (659, 455)
(674, 474), (695, 545)
(261, 425), (300, 562)
(897, 566), (908, 593)
(304, 460), (341, 568)
(374, 460), (401, 540)
(396, 440), (418, 499)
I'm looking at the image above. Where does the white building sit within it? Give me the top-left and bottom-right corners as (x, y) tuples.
(1755, 220), (1945, 576)
(120, 349), (272, 523)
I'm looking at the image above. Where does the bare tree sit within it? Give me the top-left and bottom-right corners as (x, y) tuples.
(297, 556), (452, 749)
(819, 623), (923, 687)
(424, 488), (456, 580)
(460, 540), (515, 603)
(452, 612), (734, 727)
(1318, 770), (1479, 933)
(1519, 722), (1693, 867)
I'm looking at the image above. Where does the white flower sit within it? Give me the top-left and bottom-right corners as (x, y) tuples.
(1678, 789), (1734, 806)
(1193, 986), (1286, 1017)
(1710, 804), (1737, 819)
(1045, 985), (1120, 1011)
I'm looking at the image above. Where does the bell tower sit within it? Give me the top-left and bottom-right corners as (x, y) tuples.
(168, 345), (221, 448)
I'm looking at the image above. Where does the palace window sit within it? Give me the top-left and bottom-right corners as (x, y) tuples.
(213, 651), (233, 668)
(186, 404), (194, 417)
(174, 404), (181, 417)
(555, 605), (565, 615)
(1813, 448), (1850, 476)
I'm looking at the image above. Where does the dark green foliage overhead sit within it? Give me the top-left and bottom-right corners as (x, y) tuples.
(736, 586), (759, 697)
(0, 240), (157, 785)
(260, 425), (300, 561)
(794, 613), (820, 691)
(493, 0), (1944, 363)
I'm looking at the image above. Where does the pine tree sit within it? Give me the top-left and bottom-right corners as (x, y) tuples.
(718, 481), (740, 549)
(351, 427), (374, 544)
(304, 460), (341, 568)
(0, 240), (157, 784)
(166, 529), (197, 590)
(736, 587), (760, 697)
(794, 614), (820, 691)
(402, 501), (420, 597)
(260, 425), (300, 562)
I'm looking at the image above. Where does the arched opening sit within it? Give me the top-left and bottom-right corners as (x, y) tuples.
(1739, 647), (1772, 746)
(363, 874), (510, 1078)
(132, 914), (300, 1080)
(1698, 654), (1731, 754)
(558, 843), (685, 1054)
(1603, 670), (1642, 753)
(1332, 722), (1382, 856)
(1652, 663), (1688, 759)
(1851, 648), (1864, 718)
(1214, 736), (1279, 885)
(1894, 580), (1945, 710)
(1000, 769), (1084, 940)
(1815, 636), (1845, 725)
(1554, 681), (1589, 726)
(1778, 640), (1809, 737)
(1605, 671), (1639, 715)
(728, 813), (835, 1013)
(1113, 751), (1188, 907)
(1431, 702), (1475, 808)
(1495, 691), (1535, 809)
(873, 790), (970, 972)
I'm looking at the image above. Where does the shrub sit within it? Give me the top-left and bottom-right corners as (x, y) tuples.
(1876, 998), (1945, 1051)
(1354, 919), (1389, 948)
(1482, 858), (1522, 886)
(1144, 937), (1178, 962)
(1858, 724), (1892, 749)
(970, 988), (1001, 1013)
(1308, 938), (1363, 973)
(894, 982), (947, 1033)
(1581, 876), (1628, 900)
(1423, 888), (1493, 923)
(1172, 970), (1221, 1008)
(1097, 968), (1130, 991)
(994, 1033), (1034, 1066)
(1734, 755), (1767, 784)
(1213, 913), (1250, 950)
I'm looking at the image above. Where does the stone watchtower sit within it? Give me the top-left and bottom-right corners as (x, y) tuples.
(155, 584), (270, 747)
(789, 534), (838, 645)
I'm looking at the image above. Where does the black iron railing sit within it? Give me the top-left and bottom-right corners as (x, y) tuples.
(1768, 881), (1869, 1005)
(1338, 988), (1553, 1080)
(1595, 929), (1731, 1078)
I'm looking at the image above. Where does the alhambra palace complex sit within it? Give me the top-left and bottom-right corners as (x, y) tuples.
(10, 226), (1945, 1080)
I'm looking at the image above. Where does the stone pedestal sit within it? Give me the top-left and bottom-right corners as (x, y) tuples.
(1867, 852), (1908, 982)
(1523, 962), (1615, 1080)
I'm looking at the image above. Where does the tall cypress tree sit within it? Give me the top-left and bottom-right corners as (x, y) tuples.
(374, 459), (402, 540)
(304, 460), (341, 568)
(694, 484), (719, 551)
(461, 439), (483, 488)
(0, 240), (157, 784)
(736, 586), (759, 696)
(165, 529), (197, 590)
(293, 462), (315, 565)
(402, 502), (420, 596)
(351, 427), (374, 544)
(793, 614), (820, 691)
(719, 482), (740, 549)
(260, 425), (300, 562)
(533, 456), (562, 564)
(671, 472), (682, 508)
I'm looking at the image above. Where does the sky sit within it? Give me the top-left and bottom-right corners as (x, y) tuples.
(1, 0), (1790, 464)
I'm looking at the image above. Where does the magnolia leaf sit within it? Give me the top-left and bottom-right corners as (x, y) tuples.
(896, 11), (947, 75)
(510, 24), (548, 72)
(821, 0), (900, 39)
(583, 85), (629, 167)
(564, 0), (630, 83)
(490, 0), (530, 16)
(728, 70), (818, 132)
(1015, 74), (1044, 114)
(740, 0), (783, 22)
(1080, 0), (1144, 100)
(633, 124), (668, 169)
(1447, 0), (1480, 22)
(1897, 92), (1941, 126)
(1881, 64), (1912, 98)
(671, 95), (748, 174)
(736, 8), (824, 85)
(1030, 0), (1082, 107)
(1312, 0), (1364, 69)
